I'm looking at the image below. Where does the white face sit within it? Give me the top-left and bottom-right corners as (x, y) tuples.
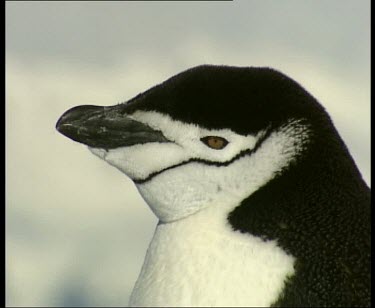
(90, 111), (310, 223)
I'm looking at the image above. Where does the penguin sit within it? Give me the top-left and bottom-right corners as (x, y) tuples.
(56, 65), (370, 307)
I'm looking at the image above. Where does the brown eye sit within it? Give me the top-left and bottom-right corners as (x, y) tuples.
(200, 136), (228, 150)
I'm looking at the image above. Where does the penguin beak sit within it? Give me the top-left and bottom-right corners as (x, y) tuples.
(56, 105), (170, 149)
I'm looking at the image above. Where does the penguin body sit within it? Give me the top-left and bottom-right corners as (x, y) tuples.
(56, 65), (370, 307)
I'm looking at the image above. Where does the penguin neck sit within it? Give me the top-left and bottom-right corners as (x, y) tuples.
(157, 197), (244, 234)
(227, 126), (369, 254)
(291, 127), (367, 193)
(129, 199), (296, 307)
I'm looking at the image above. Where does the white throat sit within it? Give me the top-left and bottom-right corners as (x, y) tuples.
(129, 200), (296, 307)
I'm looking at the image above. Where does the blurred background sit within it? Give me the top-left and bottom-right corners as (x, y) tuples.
(6, 1), (370, 307)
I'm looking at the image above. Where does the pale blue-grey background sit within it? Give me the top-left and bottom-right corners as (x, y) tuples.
(6, 1), (370, 306)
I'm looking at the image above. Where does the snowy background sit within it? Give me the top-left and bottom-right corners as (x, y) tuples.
(6, 1), (370, 307)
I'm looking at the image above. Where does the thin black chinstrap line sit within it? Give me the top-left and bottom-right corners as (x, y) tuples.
(134, 127), (273, 184)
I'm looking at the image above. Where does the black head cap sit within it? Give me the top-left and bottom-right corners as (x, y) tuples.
(122, 65), (329, 135)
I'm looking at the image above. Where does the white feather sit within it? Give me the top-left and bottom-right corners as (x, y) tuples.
(129, 203), (295, 307)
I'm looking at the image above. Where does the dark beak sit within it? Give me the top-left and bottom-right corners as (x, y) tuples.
(56, 105), (170, 149)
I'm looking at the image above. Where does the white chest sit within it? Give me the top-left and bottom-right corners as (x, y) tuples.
(129, 209), (295, 307)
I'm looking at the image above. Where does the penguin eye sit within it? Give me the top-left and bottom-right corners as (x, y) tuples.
(200, 136), (228, 150)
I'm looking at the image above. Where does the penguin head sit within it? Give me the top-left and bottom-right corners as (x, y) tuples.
(56, 65), (328, 222)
